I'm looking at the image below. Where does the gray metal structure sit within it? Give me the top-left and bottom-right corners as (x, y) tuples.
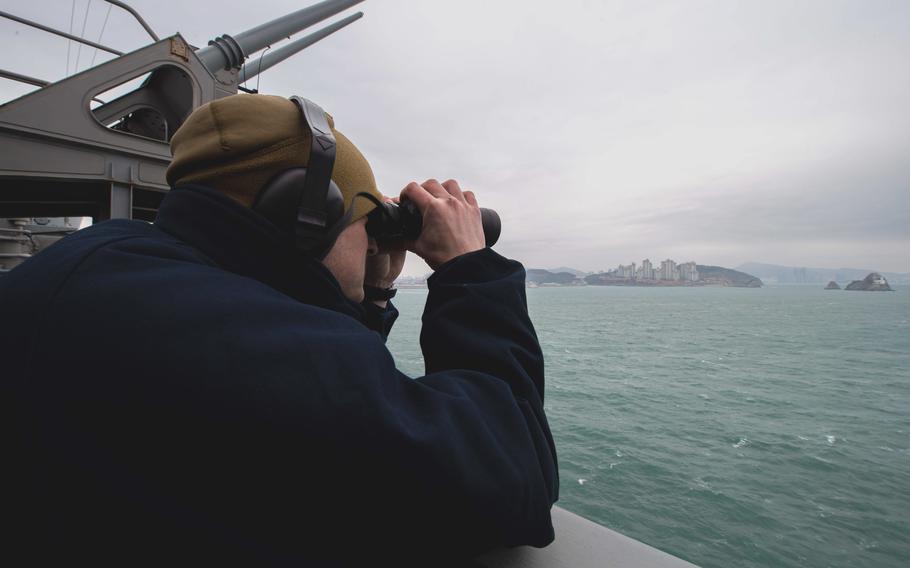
(0, 1), (699, 565)
(0, 217), (83, 272)
(0, 0), (365, 246)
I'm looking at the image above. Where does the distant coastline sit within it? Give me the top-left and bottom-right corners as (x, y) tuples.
(396, 260), (764, 288)
(527, 260), (763, 288)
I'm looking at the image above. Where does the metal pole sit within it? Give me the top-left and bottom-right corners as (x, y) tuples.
(0, 69), (50, 87)
(101, 0), (159, 41)
(238, 12), (363, 83)
(0, 10), (123, 56)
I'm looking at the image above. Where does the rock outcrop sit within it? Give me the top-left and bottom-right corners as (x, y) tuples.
(845, 273), (893, 291)
(824, 281), (841, 290)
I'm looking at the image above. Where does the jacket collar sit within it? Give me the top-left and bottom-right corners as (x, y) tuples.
(154, 185), (366, 322)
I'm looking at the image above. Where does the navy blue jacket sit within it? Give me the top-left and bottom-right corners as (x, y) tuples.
(1, 186), (558, 565)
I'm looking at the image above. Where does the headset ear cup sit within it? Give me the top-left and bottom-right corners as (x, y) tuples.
(252, 168), (309, 235)
(325, 181), (344, 229)
(253, 168), (348, 257)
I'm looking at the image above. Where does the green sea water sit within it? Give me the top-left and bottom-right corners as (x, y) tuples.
(385, 284), (910, 568)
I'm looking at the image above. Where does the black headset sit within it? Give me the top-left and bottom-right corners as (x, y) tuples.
(252, 96), (352, 259)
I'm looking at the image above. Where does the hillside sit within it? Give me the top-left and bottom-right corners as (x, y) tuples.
(547, 266), (589, 277)
(526, 269), (578, 285)
(695, 265), (763, 288)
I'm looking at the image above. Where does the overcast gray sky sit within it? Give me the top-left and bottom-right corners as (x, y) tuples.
(3, 0), (909, 275)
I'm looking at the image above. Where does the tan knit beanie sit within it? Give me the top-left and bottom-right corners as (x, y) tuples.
(166, 93), (382, 225)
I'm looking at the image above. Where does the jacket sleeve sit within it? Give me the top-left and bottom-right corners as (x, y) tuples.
(420, 248), (559, 542)
(325, 248), (559, 558)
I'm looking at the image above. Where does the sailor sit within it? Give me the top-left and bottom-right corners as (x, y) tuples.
(1, 94), (558, 564)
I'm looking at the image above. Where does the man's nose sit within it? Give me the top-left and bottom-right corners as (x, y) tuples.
(367, 236), (379, 256)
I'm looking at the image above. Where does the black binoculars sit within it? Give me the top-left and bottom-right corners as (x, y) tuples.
(366, 200), (501, 247)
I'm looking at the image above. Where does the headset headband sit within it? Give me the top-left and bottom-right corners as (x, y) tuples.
(290, 95), (337, 238)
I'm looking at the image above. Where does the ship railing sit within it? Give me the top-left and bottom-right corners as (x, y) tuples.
(475, 506), (698, 567)
(0, 0), (159, 90)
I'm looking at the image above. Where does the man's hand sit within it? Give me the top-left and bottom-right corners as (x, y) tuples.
(400, 179), (486, 270)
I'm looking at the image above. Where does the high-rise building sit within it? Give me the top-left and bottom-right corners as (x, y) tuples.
(612, 258), (697, 282)
(678, 261), (699, 282)
(617, 262), (636, 279)
(640, 259), (655, 280)
(659, 259), (679, 280)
